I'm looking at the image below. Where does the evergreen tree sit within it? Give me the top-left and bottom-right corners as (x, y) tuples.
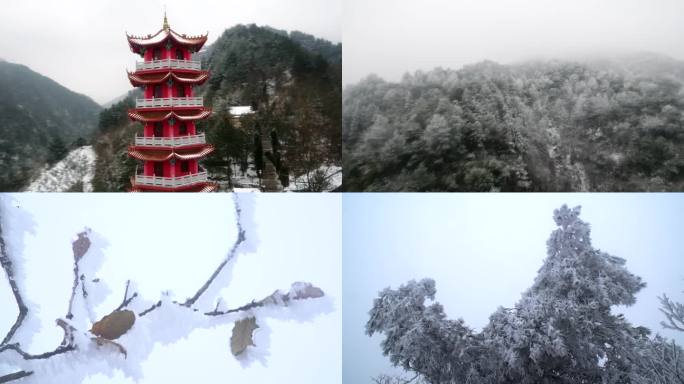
(47, 137), (68, 165)
(367, 205), (681, 383)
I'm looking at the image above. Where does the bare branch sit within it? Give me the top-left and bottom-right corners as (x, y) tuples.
(0, 214), (28, 346)
(183, 195), (245, 307)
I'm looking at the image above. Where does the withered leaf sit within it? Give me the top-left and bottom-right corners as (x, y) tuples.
(230, 316), (258, 356)
(91, 310), (135, 340)
(92, 336), (128, 358)
(72, 231), (91, 262)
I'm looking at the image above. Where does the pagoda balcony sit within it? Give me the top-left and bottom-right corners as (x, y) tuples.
(136, 59), (201, 71)
(134, 133), (206, 147)
(134, 170), (208, 188)
(135, 97), (203, 108)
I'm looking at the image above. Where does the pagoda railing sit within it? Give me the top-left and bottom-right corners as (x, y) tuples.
(136, 59), (201, 71)
(134, 133), (206, 147)
(135, 97), (203, 108)
(134, 170), (208, 188)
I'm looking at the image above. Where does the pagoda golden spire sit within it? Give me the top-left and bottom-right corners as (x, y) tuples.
(162, 7), (169, 30)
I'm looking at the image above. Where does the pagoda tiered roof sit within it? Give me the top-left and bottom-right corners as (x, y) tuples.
(126, 28), (208, 54)
(127, 70), (210, 86)
(128, 107), (212, 123)
(128, 145), (215, 161)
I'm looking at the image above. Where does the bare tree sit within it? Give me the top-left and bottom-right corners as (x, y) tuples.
(0, 194), (326, 383)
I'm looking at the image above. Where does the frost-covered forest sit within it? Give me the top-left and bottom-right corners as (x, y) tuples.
(365, 205), (684, 383)
(343, 55), (684, 191)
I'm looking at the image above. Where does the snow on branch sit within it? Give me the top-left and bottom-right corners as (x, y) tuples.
(660, 293), (684, 332)
(182, 194), (247, 307)
(0, 193), (326, 383)
(205, 282), (325, 316)
(0, 221), (27, 346)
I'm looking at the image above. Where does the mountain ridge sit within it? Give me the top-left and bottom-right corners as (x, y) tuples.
(0, 60), (101, 190)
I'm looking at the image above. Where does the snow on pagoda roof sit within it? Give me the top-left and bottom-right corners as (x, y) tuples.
(127, 71), (209, 87)
(128, 108), (212, 123)
(128, 145), (215, 161)
(229, 106), (255, 116)
(126, 28), (208, 53)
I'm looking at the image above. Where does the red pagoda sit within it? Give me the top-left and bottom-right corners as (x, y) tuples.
(125, 14), (217, 192)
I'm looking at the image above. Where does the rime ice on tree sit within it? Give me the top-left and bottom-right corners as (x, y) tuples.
(366, 205), (682, 383)
(126, 13), (217, 192)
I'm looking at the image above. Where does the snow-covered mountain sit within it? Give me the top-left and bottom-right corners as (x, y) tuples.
(25, 146), (96, 192)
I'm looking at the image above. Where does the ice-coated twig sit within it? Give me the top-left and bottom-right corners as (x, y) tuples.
(0, 214), (28, 346)
(205, 282), (324, 316)
(660, 294), (684, 332)
(66, 230), (91, 320)
(0, 342), (75, 360)
(183, 194), (246, 307)
(0, 370), (33, 383)
(115, 280), (138, 311)
(139, 300), (162, 317)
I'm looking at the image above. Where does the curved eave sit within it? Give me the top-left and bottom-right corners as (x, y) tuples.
(128, 108), (212, 123)
(127, 71), (209, 87)
(126, 28), (208, 54)
(127, 145), (215, 161)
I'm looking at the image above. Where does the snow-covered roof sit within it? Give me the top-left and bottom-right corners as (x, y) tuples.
(229, 106), (255, 117)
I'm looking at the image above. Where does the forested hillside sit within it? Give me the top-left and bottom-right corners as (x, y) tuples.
(0, 60), (101, 190)
(200, 24), (341, 190)
(343, 54), (684, 191)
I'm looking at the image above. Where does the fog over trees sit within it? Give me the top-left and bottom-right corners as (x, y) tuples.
(343, 56), (684, 191)
(343, 0), (684, 192)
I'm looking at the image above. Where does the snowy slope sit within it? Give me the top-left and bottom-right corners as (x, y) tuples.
(25, 146), (96, 192)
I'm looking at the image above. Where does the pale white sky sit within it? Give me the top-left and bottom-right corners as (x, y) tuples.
(0, 193), (341, 383)
(343, 193), (684, 384)
(0, 0), (341, 104)
(343, 0), (684, 86)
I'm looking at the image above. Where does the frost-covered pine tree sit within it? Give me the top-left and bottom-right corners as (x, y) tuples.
(367, 205), (682, 384)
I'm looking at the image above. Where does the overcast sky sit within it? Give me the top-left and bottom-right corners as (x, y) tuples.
(0, 0), (341, 104)
(343, 0), (684, 86)
(343, 193), (684, 384)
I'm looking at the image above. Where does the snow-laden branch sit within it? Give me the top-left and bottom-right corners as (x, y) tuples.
(660, 294), (684, 332)
(66, 231), (91, 320)
(0, 193), (327, 383)
(0, 222), (27, 346)
(205, 282), (324, 316)
(183, 194), (246, 307)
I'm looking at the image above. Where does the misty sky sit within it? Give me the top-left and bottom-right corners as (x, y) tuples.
(0, 0), (341, 104)
(343, 0), (684, 86)
(343, 193), (684, 384)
